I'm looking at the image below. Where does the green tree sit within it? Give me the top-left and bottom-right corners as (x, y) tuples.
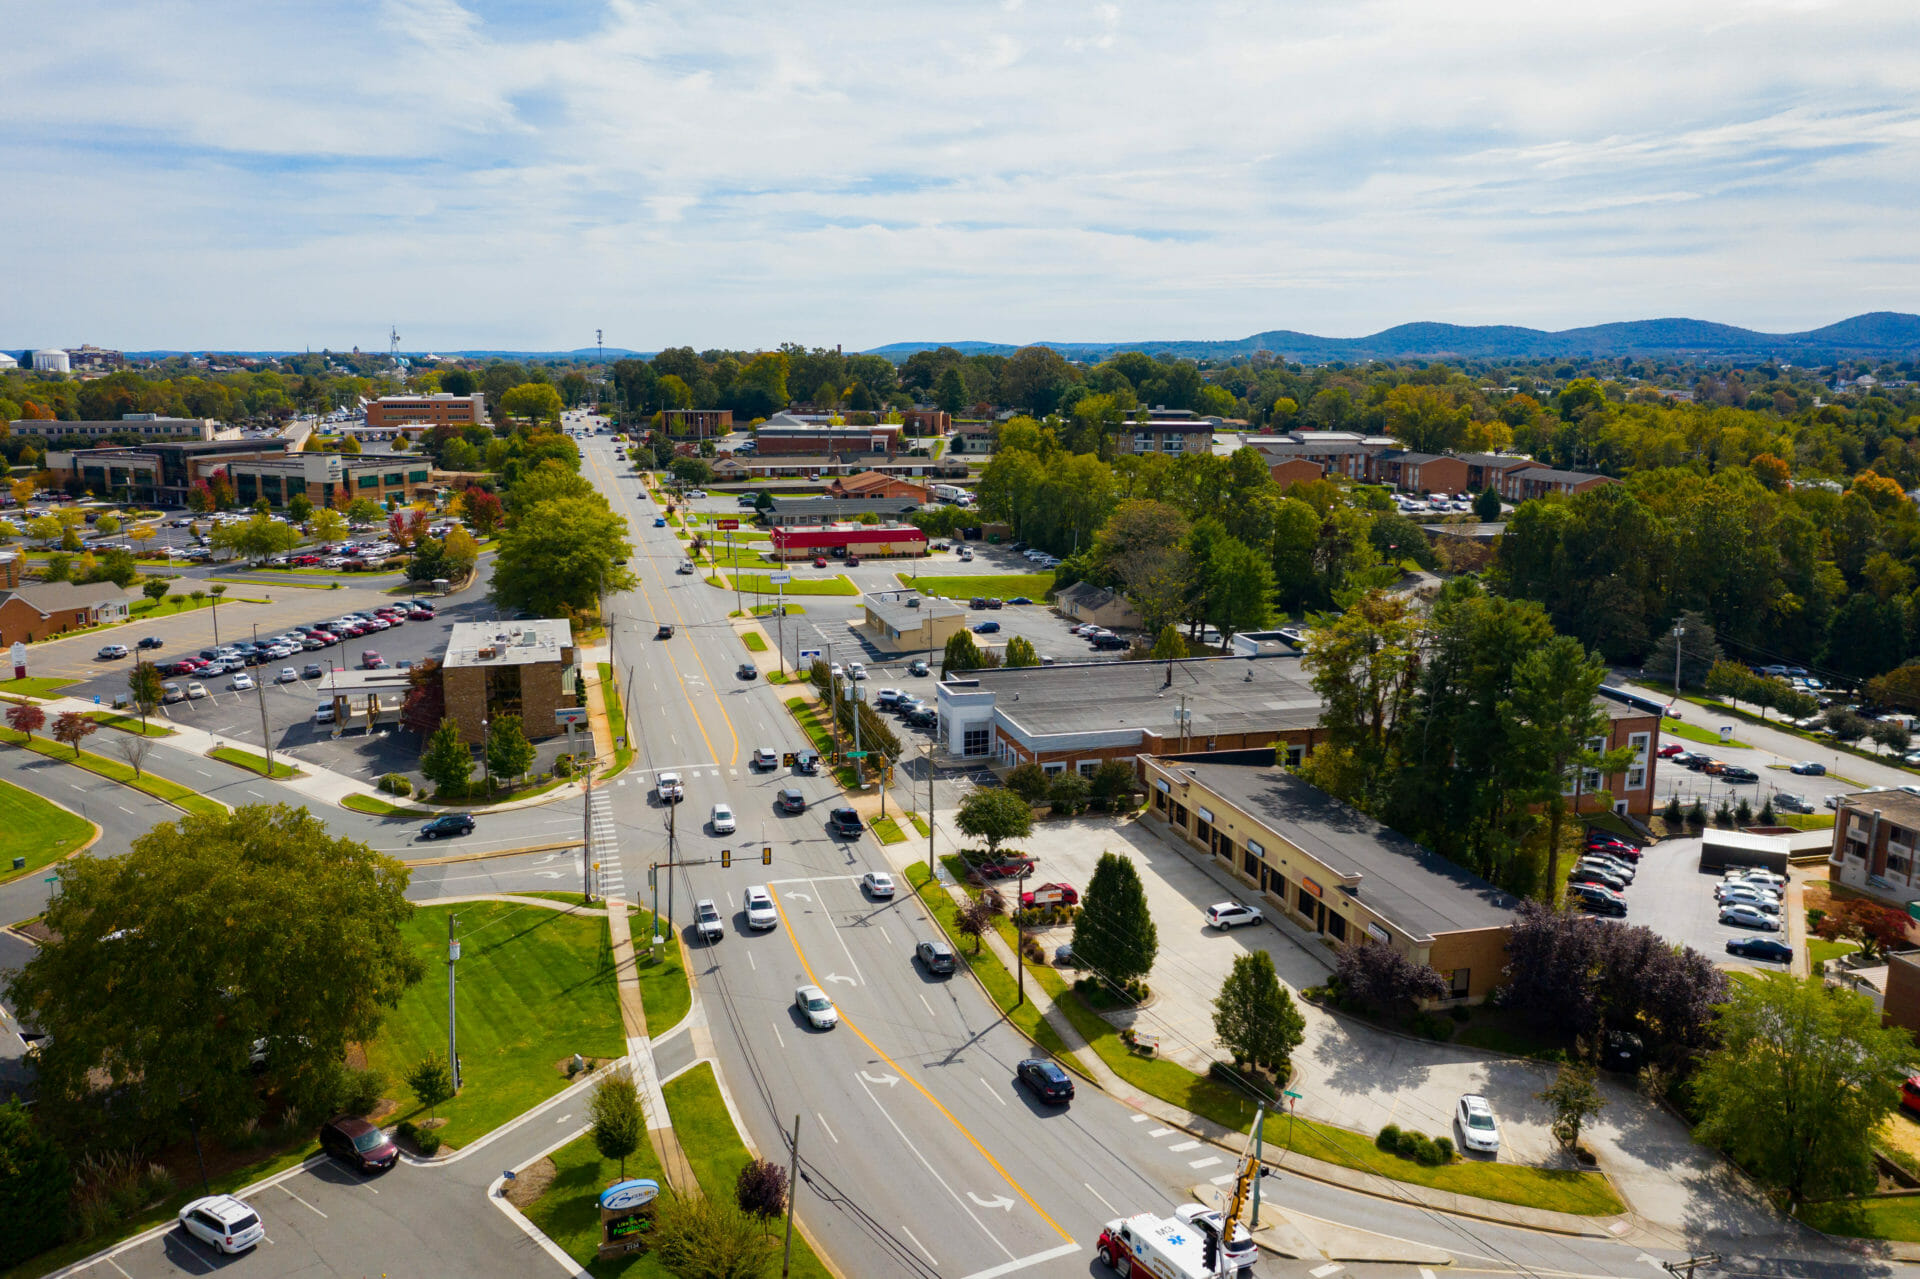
(955, 788), (1032, 856)
(287, 493), (314, 524)
(1538, 1061), (1605, 1152)
(10, 805), (423, 1141)
(1071, 851), (1158, 987)
(1472, 487), (1502, 522)
(490, 497), (636, 618)
(943, 629), (987, 675)
(1647, 613), (1722, 691)
(406, 1052), (454, 1121)
(501, 382), (564, 425)
(936, 366), (968, 414)
(1090, 759), (1136, 812)
(1693, 975), (1912, 1204)
(669, 456), (713, 487)
(311, 507), (349, 542)
(589, 1066), (645, 1177)
(1212, 950), (1306, 1075)
(127, 659), (164, 731)
(141, 577), (171, 606)
(346, 497), (384, 526)
(486, 713), (536, 788)
(1048, 770), (1091, 815)
(420, 718), (473, 798)
(1301, 590), (1423, 800)
(1148, 624), (1188, 660)
(1003, 635), (1039, 667)
(0, 1099), (71, 1266)
(1004, 762), (1049, 804)
(651, 1192), (777, 1278)
(1505, 636), (1634, 896)
(1201, 535), (1275, 643)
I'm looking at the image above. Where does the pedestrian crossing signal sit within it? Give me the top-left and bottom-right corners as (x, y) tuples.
(762, 845), (773, 866)
(721, 848), (731, 869)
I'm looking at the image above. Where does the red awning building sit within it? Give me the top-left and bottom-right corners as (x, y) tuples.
(768, 525), (929, 560)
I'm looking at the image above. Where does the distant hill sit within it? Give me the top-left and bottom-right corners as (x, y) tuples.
(865, 312), (1920, 363)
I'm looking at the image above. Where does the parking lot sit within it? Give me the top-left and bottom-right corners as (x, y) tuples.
(1609, 832), (1795, 972)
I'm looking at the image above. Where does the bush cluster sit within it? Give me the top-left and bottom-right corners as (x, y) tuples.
(1375, 1123), (1454, 1166)
(379, 773), (412, 795)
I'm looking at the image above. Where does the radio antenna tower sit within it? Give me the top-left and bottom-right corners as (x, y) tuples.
(389, 325), (401, 364)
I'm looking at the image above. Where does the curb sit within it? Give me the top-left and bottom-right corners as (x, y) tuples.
(405, 839), (583, 867)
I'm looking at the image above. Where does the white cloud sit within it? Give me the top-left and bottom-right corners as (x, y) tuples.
(1, 0), (1916, 349)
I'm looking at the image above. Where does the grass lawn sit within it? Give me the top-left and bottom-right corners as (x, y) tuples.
(83, 711), (174, 737)
(897, 572), (1054, 600)
(1662, 717), (1750, 749)
(728, 573), (857, 597)
(0, 777), (93, 882)
(0, 677), (77, 699)
(1808, 937), (1861, 969)
(782, 698), (859, 789)
(740, 632), (768, 653)
(1772, 812), (1836, 830)
(0, 726), (225, 816)
(905, 811), (930, 838)
(209, 745), (300, 779)
(630, 909), (691, 1039)
(703, 545), (771, 569)
(340, 793), (432, 816)
(599, 663), (633, 775)
(869, 815), (905, 844)
(1799, 1197), (1920, 1242)
(733, 602), (805, 618)
(364, 901), (626, 1149)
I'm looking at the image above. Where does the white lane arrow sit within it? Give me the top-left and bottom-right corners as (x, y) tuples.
(535, 871), (563, 879)
(787, 892), (812, 902)
(824, 973), (856, 986)
(858, 1070), (899, 1087)
(966, 1192), (1014, 1212)
(533, 853), (559, 865)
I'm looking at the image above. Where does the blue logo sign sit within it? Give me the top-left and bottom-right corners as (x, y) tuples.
(598, 1179), (660, 1212)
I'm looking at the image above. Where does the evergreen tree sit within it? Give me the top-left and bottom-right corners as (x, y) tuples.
(1071, 852), (1158, 987)
(420, 718), (473, 798)
(1003, 635), (1039, 666)
(1148, 624), (1188, 660)
(1472, 486), (1501, 522)
(486, 713), (536, 788)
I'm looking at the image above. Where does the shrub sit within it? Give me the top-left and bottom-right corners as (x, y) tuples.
(339, 1066), (388, 1116)
(1005, 763), (1049, 804)
(1375, 1123), (1402, 1151)
(736, 1158), (788, 1219)
(1686, 799), (1707, 828)
(1393, 1128), (1423, 1159)
(554, 754), (575, 778)
(1433, 1135), (1454, 1161)
(379, 772), (412, 795)
(1662, 795), (1683, 826)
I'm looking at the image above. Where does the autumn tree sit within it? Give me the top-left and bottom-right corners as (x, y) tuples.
(51, 711), (96, 758)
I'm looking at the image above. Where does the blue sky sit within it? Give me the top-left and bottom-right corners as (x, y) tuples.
(6, 0), (1917, 351)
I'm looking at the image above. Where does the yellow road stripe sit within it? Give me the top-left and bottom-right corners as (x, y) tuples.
(769, 885), (1072, 1241)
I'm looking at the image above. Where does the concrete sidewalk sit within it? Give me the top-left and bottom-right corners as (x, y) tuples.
(604, 895), (698, 1196)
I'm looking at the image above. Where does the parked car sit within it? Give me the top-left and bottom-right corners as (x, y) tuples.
(743, 885), (778, 931)
(137, 635), (164, 650)
(176, 1195), (266, 1255)
(1016, 1057), (1075, 1103)
(1719, 903), (1779, 931)
(1205, 901), (1262, 929)
(694, 898), (725, 943)
(1601, 1030), (1644, 1073)
(421, 814), (474, 840)
(1454, 1094), (1501, 1154)
(710, 803), (736, 834)
(1790, 760), (1827, 775)
(916, 939), (956, 975)
(230, 673), (256, 691)
(1020, 882), (1080, 908)
(813, 557), (828, 568)
(975, 854), (1037, 880)
(1570, 865), (1630, 893)
(1657, 742), (1686, 758)
(1720, 765), (1759, 783)
(860, 870), (896, 898)
(96, 643), (129, 660)
(319, 1115), (399, 1173)
(972, 621), (1001, 634)
(907, 659), (930, 677)
(1726, 936), (1794, 963)
(794, 983), (838, 1029)
(1568, 882), (1626, 916)
(778, 787), (807, 814)
(1902, 1076), (1920, 1118)
(161, 682), (184, 703)
(186, 681), (208, 699)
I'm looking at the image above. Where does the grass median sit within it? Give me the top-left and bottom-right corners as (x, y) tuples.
(728, 573), (857, 597)
(209, 746), (301, 778)
(599, 662), (633, 776)
(0, 778), (94, 883)
(84, 711), (174, 737)
(0, 677), (78, 699)
(740, 631), (768, 653)
(870, 815), (905, 844)
(340, 792), (433, 816)
(896, 572), (1054, 599)
(1662, 716), (1749, 748)
(364, 901), (626, 1150)
(0, 726), (225, 816)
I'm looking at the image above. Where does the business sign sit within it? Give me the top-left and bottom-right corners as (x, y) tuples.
(1246, 840), (1265, 858)
(1300, 877), (1323, 899)
(1031, 885), (1064, 905)
(1196, 807), (1214, 824)
(798, 648), (822, 661)
(715, 519), (740, 531)
(1365, 921), (1390, 943)
(769, 572), (792, 585)
(554, 707), (590, 727)
(9, 642), (23, 681)
(598, 1180), (660, 1212)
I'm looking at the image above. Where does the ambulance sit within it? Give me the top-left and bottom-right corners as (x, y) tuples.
(1093, 1212), (1215, 1278)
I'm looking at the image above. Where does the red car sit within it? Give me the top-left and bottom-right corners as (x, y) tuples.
(813, 557), (828, 568)
(1020, 882), (1079, 908)
(974, 855), (1037, 881)
(1657, 743), (1685, 758)
(1903, 1076), (1920, 1117)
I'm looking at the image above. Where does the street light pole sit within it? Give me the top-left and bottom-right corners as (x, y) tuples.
(252, 623), (273, 777)
(780, 1114), (801, 1278)
(447, 913), (462, 1092)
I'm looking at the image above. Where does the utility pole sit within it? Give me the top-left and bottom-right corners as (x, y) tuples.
(582, 770), (594, 903)
(1672, 620), (1685, 693)
(666, 798), (678, 934)
(730, 531), (741, 616)
(927, 747), (936, 879)
(826, 643), (841, 760)
(1661, 1256), (1720, 1279)
(251, 623), (273, 776)
(1016, 865), (1030, 1007)
(447, 913), (462, 1091)
(780, 1114), (801, 1277)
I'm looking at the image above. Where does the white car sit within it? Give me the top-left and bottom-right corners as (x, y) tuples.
(313, 702), (336, 725)
(657, 771), (684, 803)
(744, 885), (778, 930)
(161, 682), (184, 703)
(186, 681), (208, 700)
(177, 1194), (265, 1254)
(794, 984), (838, 1029)
(1172, 1203), (1256, 1274)
(861, 871), (896, 898)
(1205, 901), (1262, 929)
(710, 803), (736, 834)
(694, 898), (724, 942)
(277, 666), (299, 683)
(230, 673), (256, 691)
(848, 662), (867, 680)
(1720, 903), (1779, 931)
(1728, 868), (1787, 891)
(752, 747), (779, 770)
(1455, 1094), (1501, 1154)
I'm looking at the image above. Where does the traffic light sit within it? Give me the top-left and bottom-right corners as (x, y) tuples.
(721, 848), (731, 869)
(762, 845), (773, 866)
(1201, 1230), (1218, 1270)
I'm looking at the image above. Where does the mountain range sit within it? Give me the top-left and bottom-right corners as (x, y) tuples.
(864, 312), (1920, 363)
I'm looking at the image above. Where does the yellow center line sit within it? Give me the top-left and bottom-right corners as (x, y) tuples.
(768, 885), (1072, 1242)
(588, 450), (738, 767)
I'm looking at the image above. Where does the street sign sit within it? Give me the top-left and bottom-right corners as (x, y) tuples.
(847, 750), (868, 759)
(769, 572), (792, 585)
(554, 707), (589, 727)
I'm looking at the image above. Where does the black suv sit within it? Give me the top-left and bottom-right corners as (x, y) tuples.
(827, 808), (863, 838)
(916, 940), (956, 975)
(420, 814), (475, 840)
(1016, 1058), (1074, 1103)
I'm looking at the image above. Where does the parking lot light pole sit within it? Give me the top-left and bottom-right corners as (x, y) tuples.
(448, 914), (462, 1092)
(252, 624), (273, 777)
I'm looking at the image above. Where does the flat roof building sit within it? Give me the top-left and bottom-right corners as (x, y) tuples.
(767, 525), (928, 560)
(437, 619), (579, 747)
(27, 414), (216, 442)
(1139, 756), (1518, 1001)
(765, 496), (922, 526)
(224, 453), (435, 510)
(859, 591), (967, 655)
(365, 394), (485, 433)
(45, 438), (292, 504)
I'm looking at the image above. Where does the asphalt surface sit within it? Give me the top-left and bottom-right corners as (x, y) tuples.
(14, 423), (1906, 1278)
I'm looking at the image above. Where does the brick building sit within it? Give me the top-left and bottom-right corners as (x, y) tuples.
(826, 472), (929, 501)
(661, 409), (734, 438)
(0, 581), (130, 645)
(45, 439), (294, 505)
(224, 453), (436, 510)
(1828, 790), (1920, 904)
(27, 414), (218, 442)
(1498, 466), (1615, 502)
(437, 620), (578, 747)
(364, 394), (486, 433)
(1267, 456), (1328, 490)
(1373, 451), (1469, 495)
(1138, 756), (1519, 1002)
(752, 415), (905, 457)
